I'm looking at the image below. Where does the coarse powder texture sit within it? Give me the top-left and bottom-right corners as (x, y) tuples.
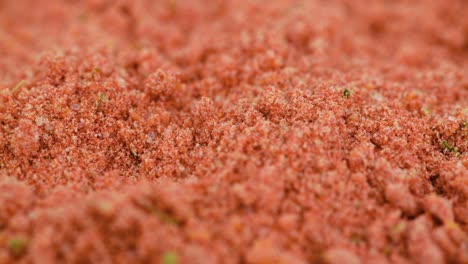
(0, 0), (467, 263)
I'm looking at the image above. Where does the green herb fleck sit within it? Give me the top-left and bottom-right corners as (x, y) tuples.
(383, 246), (391, 256)
(391, 222), (406, 233)
(78, 13), (88, 22)
(343, 89), (350, 98)
(161, 251), (178, 264)
(441, 140), (457, 154)
(350, 234), (362, 245)
(421, 106), (431, 116)
(151, 209), (179, 225)
(135, 197), (179, 225)
(96, 92), (109, 111)
(11, 80), (25, 93)
(92, 68), (101, 81)
(98, 92), (109, 103)
(7, 237), (27, 256)
(94, 200), (113, 214)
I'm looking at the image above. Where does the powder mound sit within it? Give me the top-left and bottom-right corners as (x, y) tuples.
(0, 0), (468, 263)
(9, 119), (40, 158)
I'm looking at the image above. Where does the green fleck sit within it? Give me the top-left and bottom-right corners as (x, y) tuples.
(78, 13), (88, 22)
(7, 237), (27, 256)
(98, 92), (109, 103)
(350, 234), (362, 245)
(92, 67), (101, 81)
(96, 92), (109, 111)
(95, 200), (113, 214)
(26, 69), (33, 78)
(421, 106), (431, 116)
(343, 89), (350, 98)
(391, 222), (406, 233)
(463, 120), (468, 129)
(462, 108), (468, 116)
(161, 251), (178, 264)
(151, 209), (179, 225)
(441, 140), (457, 153)
(11, 80), (25, 93)
(383, 246), (391, 256)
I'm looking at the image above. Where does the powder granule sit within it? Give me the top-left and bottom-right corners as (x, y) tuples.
(9, 119), (40, 158)
(385, 183), (418, 216)
(424, 194), (455, 224)
(408, 216), (445, 264)
(245, 238), (306, 264)
(322, 248), (360, 264)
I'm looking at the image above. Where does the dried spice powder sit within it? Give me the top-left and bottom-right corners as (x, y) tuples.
(1, 0), (468, 263)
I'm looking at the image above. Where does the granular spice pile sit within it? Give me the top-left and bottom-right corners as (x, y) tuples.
(0, 0), (467, 263)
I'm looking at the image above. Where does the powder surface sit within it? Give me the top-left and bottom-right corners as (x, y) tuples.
(0, 0), (467, 263)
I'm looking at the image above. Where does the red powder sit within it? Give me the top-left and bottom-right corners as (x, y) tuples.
(0, 0), (467, 263)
